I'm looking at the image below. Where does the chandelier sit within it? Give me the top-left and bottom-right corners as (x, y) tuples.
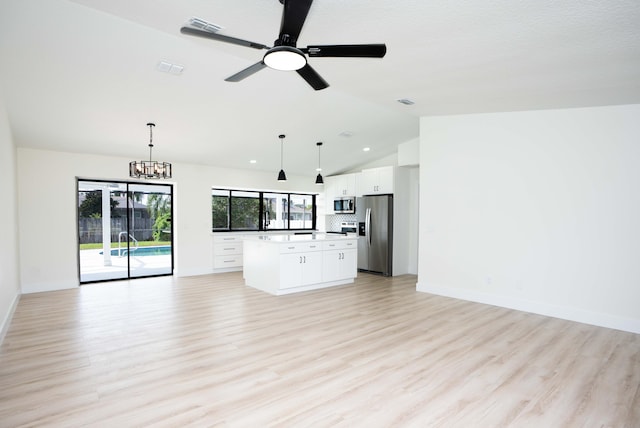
(129, 123), (172, 179)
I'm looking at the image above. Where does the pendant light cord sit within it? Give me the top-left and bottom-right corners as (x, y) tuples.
(279, 134), (285, 169)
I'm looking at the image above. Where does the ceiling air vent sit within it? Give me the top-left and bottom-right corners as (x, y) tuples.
(188, 17), (223, 33)
(397, 98), (415, 105)
(157, 61), (184, 76)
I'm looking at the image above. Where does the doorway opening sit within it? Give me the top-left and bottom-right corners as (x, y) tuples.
(77, 179), (173, 283)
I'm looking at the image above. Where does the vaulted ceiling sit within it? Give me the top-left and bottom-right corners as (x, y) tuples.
(1, 0), (639, 176)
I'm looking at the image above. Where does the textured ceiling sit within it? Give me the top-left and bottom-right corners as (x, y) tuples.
(1, 0), (639, 177)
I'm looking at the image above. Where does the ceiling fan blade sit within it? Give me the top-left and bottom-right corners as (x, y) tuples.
(279, 0), (313, 45)
(296, 64), (329, 90)
(180, 27), (269, 50)
(305, 44), (387, 58)
(225, 61), (268, 82)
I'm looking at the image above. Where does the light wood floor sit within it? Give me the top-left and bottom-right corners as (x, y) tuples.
(1, 273), (639, 427)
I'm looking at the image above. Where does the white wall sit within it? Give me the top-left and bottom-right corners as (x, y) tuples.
(17, 148), (319, 293)
(418, 104), (640, 333)
(349, 153), (398, 173)
(391, 165), (419, 276)
(0, 94), (21, 340)
(398, 138), (419, 167)
(407, 167), (419, 275)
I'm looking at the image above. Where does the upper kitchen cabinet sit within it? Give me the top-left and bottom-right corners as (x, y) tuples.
(359, 166), (395, 195)
(325, 173), (357, 199)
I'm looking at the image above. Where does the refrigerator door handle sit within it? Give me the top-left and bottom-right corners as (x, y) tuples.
(365, 208), (371, 246)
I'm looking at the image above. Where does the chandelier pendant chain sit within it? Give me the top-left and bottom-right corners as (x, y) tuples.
(148, 122), (154, 163)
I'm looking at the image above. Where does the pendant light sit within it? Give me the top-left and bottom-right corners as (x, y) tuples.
(277, 134), (287, 181)
(315, 141), (324, 185)
(129, 123), (172, 179)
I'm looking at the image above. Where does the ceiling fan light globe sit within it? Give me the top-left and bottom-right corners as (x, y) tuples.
(264, 46), (306, 71)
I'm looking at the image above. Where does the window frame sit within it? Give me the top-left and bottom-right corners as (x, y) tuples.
(211, 188), (317, 232)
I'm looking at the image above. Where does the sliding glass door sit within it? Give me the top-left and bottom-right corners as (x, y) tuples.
(128, 183), (172, 278)
(77, 180), (173, 283)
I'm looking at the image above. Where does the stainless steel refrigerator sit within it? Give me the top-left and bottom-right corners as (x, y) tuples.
(356, 195), (393, 276)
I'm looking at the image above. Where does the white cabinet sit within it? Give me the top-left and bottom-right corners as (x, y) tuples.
(325, 173), (357, 214)
(279, 242), (323, 288)
(325, 174), (357, 198)
(280, 251), (323, 288)
(213, 234), (244, 270)
(360, 166), (395, 195)
(322, 240), (357, 282)
(243, 236), (358, 295)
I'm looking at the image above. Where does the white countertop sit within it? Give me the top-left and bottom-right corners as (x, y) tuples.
(243, 233), (357, 243)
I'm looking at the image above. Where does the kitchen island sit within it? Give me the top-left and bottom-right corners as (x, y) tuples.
(243, 234), (357, 295)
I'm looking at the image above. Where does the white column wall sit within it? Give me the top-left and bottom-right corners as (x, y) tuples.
(418, 104), (640, 333)
(16, 148), (319, 293)
(0, 94), (20, 339)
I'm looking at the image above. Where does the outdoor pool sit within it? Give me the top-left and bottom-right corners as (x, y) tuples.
(100, 246), (172, 256)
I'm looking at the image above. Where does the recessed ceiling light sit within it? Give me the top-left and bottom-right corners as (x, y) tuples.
(339, 131), (353, 138)
(363, 147), (370, 152)
(249, 160), (257, 164)
(397, 98), (415, 105)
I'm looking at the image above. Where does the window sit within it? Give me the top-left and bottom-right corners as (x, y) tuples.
(230, 191), (260, 230)
(289, 194), (314, 229)
(263, 192), (289, 230)
(212, 188), (316, 232)
(212, 189), (230, 230)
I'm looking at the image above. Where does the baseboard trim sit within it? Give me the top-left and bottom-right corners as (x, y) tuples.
(416, 282), (640, 334)
(0, 292), (20, 345)
(21, 280), (78, 294)
(175, 267), (215, 277)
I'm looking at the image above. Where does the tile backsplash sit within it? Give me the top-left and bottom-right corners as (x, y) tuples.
(325, 214), (358, 232)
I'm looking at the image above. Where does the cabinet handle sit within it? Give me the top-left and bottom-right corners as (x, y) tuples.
(223, 248), (234, 250)
(299, 256), (303, 264)
(303, 256), (306, 263)
(224, 259), (236, 263)
(288, 246), (295, 249)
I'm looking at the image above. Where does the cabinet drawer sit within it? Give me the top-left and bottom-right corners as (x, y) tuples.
(280, 242), (322, 253)
(214, 242), (243, 255)
(322, 240), (357, 251)
(213, 234), (243, 243)
(214, 255), (243, 268)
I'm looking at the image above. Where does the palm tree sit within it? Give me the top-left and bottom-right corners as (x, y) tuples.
(147, 193), (172, 241)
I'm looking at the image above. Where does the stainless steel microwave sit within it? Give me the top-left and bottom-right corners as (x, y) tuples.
(334, 197), (355, 214)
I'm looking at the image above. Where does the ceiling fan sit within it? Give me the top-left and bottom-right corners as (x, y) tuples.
(180, 0), (387, 90)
